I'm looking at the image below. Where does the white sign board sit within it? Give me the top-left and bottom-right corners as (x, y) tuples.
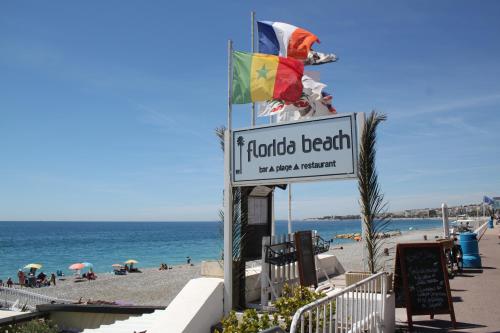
(232, 114), (360, 185)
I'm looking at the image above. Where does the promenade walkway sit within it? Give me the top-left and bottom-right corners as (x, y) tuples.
(395, 226), (500, 332)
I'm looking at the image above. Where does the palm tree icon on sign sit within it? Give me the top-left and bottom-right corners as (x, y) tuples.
(236, 136), (245, 174)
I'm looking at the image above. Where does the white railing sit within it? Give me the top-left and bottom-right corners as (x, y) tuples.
(453, 217), (487, 232)
(261, 233), (301, 307)
(290, 272), (388, 333)
(474, 220), (489, 241)
(0, 286), (73, 311)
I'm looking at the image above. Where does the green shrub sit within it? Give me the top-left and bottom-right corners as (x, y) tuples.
(274, 284), (331, 331)
(0, 319), (58, 333)
(217, 284), (330, 333)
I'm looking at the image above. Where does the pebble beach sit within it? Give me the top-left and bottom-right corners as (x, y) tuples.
(22, 264), (201, 307)
(333, 227), (443, 272)
(6, 227), (443, 307)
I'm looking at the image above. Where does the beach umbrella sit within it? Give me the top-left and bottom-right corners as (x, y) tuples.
(81, 262), (93, 268)
(124, 259), (138, 265)
(69, 263), (85, 270)
(24, 263), (42, 270)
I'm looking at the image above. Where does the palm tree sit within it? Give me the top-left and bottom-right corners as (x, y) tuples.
(358, 111), (390, 273)
(236, 136), (245, 174)
(214, 126), (248, 308)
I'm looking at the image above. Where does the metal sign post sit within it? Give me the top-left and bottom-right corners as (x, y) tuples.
(251, 11), (256, 127)
(288, 184), (292, 234)
(355, 113), (366, 270)
(223, 40), (234, 314)
(442, 203), (450, 239)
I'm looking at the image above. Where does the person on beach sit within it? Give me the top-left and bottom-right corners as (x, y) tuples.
(37, 271), (46, 281)
(37, 271), (48, 287)
(186, 256), (191, 265)
(124, 264), (129, 272)
(87, 271), (96, 280)
(6, 277), (13, 288)
(17, 269), (25, 287)
(50, 273), (56, 286)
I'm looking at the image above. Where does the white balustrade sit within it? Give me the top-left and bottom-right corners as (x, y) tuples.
(289, 272), (388, 333)
(0, 286), (72, 311)
(474, 220), (489, 241)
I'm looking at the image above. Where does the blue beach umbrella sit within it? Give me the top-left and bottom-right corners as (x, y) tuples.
(81, 262), (93, 271)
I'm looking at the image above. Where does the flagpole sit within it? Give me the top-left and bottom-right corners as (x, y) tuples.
(251, 11), (256, 127)
(228, 40), (233, 133)
(253, 11), (277, 236)
(288, 184), (292, 234)
(223, 39), (233, 314)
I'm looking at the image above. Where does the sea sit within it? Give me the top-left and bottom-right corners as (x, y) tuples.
(0, 219), (442, 281)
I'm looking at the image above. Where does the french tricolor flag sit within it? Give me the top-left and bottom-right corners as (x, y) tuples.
(257, 21), (319, 61)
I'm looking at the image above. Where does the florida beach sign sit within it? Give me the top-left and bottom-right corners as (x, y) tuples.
(231, 113), (362, 185)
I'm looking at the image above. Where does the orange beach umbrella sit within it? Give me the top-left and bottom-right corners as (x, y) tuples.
(69, 263), (85, 270)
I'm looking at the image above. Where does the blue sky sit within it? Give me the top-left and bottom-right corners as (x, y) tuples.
(1, 1), (499, 221)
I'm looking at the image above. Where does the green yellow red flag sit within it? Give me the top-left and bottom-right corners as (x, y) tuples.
(232, 51), (304, 104)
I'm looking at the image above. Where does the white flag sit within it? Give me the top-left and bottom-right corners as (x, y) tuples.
(258, 74), (336, 122)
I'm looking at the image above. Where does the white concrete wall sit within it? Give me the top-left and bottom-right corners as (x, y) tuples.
(201, 260), (224, 278)
(384, 293), (395, 333)
(202, 254), (345, 303)
(317, 253), (346, 276)
(148, 277), (223, 333)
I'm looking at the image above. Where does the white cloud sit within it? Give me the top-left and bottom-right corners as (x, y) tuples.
(392, 92), (500, 119)
(433, 116), (489, 135)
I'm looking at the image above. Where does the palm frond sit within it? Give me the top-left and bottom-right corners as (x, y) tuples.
(215, 126), (226, 152)
(358, 111), (390, 273)
(218, 208), (224, 260)
(231, 187), (249, 260)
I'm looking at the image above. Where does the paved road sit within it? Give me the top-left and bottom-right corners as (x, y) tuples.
(395, 225), (500, 332)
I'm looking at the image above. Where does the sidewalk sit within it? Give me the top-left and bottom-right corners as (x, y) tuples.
(395, 226), (500, 332)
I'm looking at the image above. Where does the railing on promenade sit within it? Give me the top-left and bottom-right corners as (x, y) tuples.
(474, 220), (489, 241)
(289, 272), (388, 333)
(0, 286), (73, 311)
(261, 231), (329, 307)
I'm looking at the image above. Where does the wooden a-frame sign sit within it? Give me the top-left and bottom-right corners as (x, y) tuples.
(394, 242), (456, 330)
(294, 230), (318, 288)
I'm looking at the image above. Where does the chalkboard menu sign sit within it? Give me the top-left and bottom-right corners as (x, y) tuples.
(294, 231), (317, 288)
(394, 242), (456, 330)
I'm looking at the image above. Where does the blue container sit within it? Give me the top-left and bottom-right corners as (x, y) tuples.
(489, 218), (494, 229)
(460, 232), (482, 268)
